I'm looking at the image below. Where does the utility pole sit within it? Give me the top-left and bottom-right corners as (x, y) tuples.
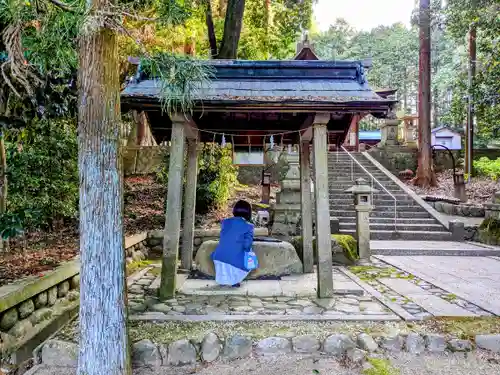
(465, 24), (476, 182)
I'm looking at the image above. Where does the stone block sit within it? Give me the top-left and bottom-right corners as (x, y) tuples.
(201, 332), (222, 362)
(0, 308), (19, 331)
(57, 281), (70, 298)
(323, 334), (356, 356)
(380, 335), (404, 352)
(450, 220), (465, 242)
(256, 337), (292, 355)
(70, 275), (80, 290)
(357, 334), (378, 352)
(476, 334), (500, 353)
(168, 339), (197, 366)
(8, 319), (33, 338)
(18, 299), (35, 319)
(34, 292), (48, 309)
(405, 333), (425, 354)
(132, 339), (161, 368)
(41, 340), (78, 367)
(223, 335), (252, 360)
(29, 308), (53, 325)
(47, 286), (57, 306)
(292, 335), (320, 353)
(195, 240), (303, 279)
(448, 339), (472, 352)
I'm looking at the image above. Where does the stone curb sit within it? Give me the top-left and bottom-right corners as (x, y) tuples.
(427, 201), (485, 218)
(337, 268), (417, 322)
(128, 313), (401, 322)
(39, 332), (500, 367)
(362, 152), (450, 230)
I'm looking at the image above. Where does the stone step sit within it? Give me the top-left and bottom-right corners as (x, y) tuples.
(330, 199), (419, 206)
(337, 217), (438, 225)
(339, 222), (447, 232)
(329, 188), (402, 194)
(331, 205), (427, 213)
(329, 194), (413, 201)
(339, 229), (453, 241)
(331, 211), (432, 219)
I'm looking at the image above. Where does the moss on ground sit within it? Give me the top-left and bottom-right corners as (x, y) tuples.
(363, 358), (400, 375)
(479, 218), (500, 245)
(291, 234), (358, 264)
(348, 265), (415, 282)
(423, 317), (500, 340)
(126, 260), (155, 276)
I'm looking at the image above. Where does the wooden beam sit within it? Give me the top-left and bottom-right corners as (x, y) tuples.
(299, 114), (316, 142)
(170, 113), (199, 140)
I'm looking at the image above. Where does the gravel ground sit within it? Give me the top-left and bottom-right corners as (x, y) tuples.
(25, 352), (500, 375)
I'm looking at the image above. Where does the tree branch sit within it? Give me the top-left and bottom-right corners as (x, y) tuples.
(47, 0), (75, 12)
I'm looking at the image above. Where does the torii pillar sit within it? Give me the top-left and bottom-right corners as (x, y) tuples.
(312, 113), (334, 298)
(159, 114), (198, 300)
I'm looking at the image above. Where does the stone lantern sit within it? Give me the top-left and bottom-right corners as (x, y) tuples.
(345, 178), (379, 263)
(380, 118), (400, 147)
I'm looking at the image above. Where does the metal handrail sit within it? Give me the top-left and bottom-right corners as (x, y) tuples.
(340, 146), (398, 232)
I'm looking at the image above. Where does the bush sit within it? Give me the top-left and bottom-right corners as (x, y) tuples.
(475, 157), (500, 180)
(6, 119), (79, 229)
(157, 143), (238, 215)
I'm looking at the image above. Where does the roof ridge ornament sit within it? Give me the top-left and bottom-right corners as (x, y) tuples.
(356, 63), (366, 85)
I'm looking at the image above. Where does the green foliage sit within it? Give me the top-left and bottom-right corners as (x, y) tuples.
(140, 53), (215, 115)
(363, 358), (400, 375)
(0, 209), (36, 239)
(474, 157), (500, 180)
(6, 118), (78, 228)
(157, 143), (238, 215)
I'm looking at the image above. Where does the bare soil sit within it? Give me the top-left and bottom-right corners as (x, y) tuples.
(0, 176), (266, 286)
(405, 169), (499, 205)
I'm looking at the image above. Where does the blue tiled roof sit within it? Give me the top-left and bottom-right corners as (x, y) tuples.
(121, 60), (397, 108)
(359, 130), (381, 141)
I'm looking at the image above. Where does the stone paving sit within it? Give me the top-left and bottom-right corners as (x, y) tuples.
(349, 258), (492, 319)
(127, 254), (500, 321)
(126, 266), (395, 319)
(375, 255), (500, 316)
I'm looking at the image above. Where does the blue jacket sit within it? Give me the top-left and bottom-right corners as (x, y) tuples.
(211, 217), (254, 271)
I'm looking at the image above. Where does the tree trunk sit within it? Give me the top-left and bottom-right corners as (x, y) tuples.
(217, 0), (246, 59)
(414, 0), (436, 188)
(0, 90), (8, 252)
(204, 0), (218, 57)
(0, 132), (7, 252)
(77, 0), (131, 373)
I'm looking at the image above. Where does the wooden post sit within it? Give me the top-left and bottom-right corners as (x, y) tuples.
(181, 139), (199, 270)
(313, 116), (334, 298)
(159, 120), (186, 300)
(300, 141), (314, 273)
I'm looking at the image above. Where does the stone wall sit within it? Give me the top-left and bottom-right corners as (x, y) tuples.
(123, 146), (167, 176)
(369, 147), (500, 174)
(0, 261), (80, 365)
(145, 227), (269, 258)
(0, 232), (150, 366)
(124, 232), (150, 264)
(39, 330), (497, 368)
(426, 201), (485, 217)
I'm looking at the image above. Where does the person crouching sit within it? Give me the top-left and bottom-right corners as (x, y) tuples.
(210, 200), (254, 288)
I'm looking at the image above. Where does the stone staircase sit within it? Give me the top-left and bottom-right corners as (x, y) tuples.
(328, 151), (453, 241)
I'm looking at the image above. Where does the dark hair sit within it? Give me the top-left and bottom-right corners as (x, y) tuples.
(232, 200), (252, 221)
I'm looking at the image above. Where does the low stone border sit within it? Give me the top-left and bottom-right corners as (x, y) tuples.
(146, 227), (269, 258)
(37, 331), (500, 368)
(426, 200), (485, 218)
(0, 232), (150, 367)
